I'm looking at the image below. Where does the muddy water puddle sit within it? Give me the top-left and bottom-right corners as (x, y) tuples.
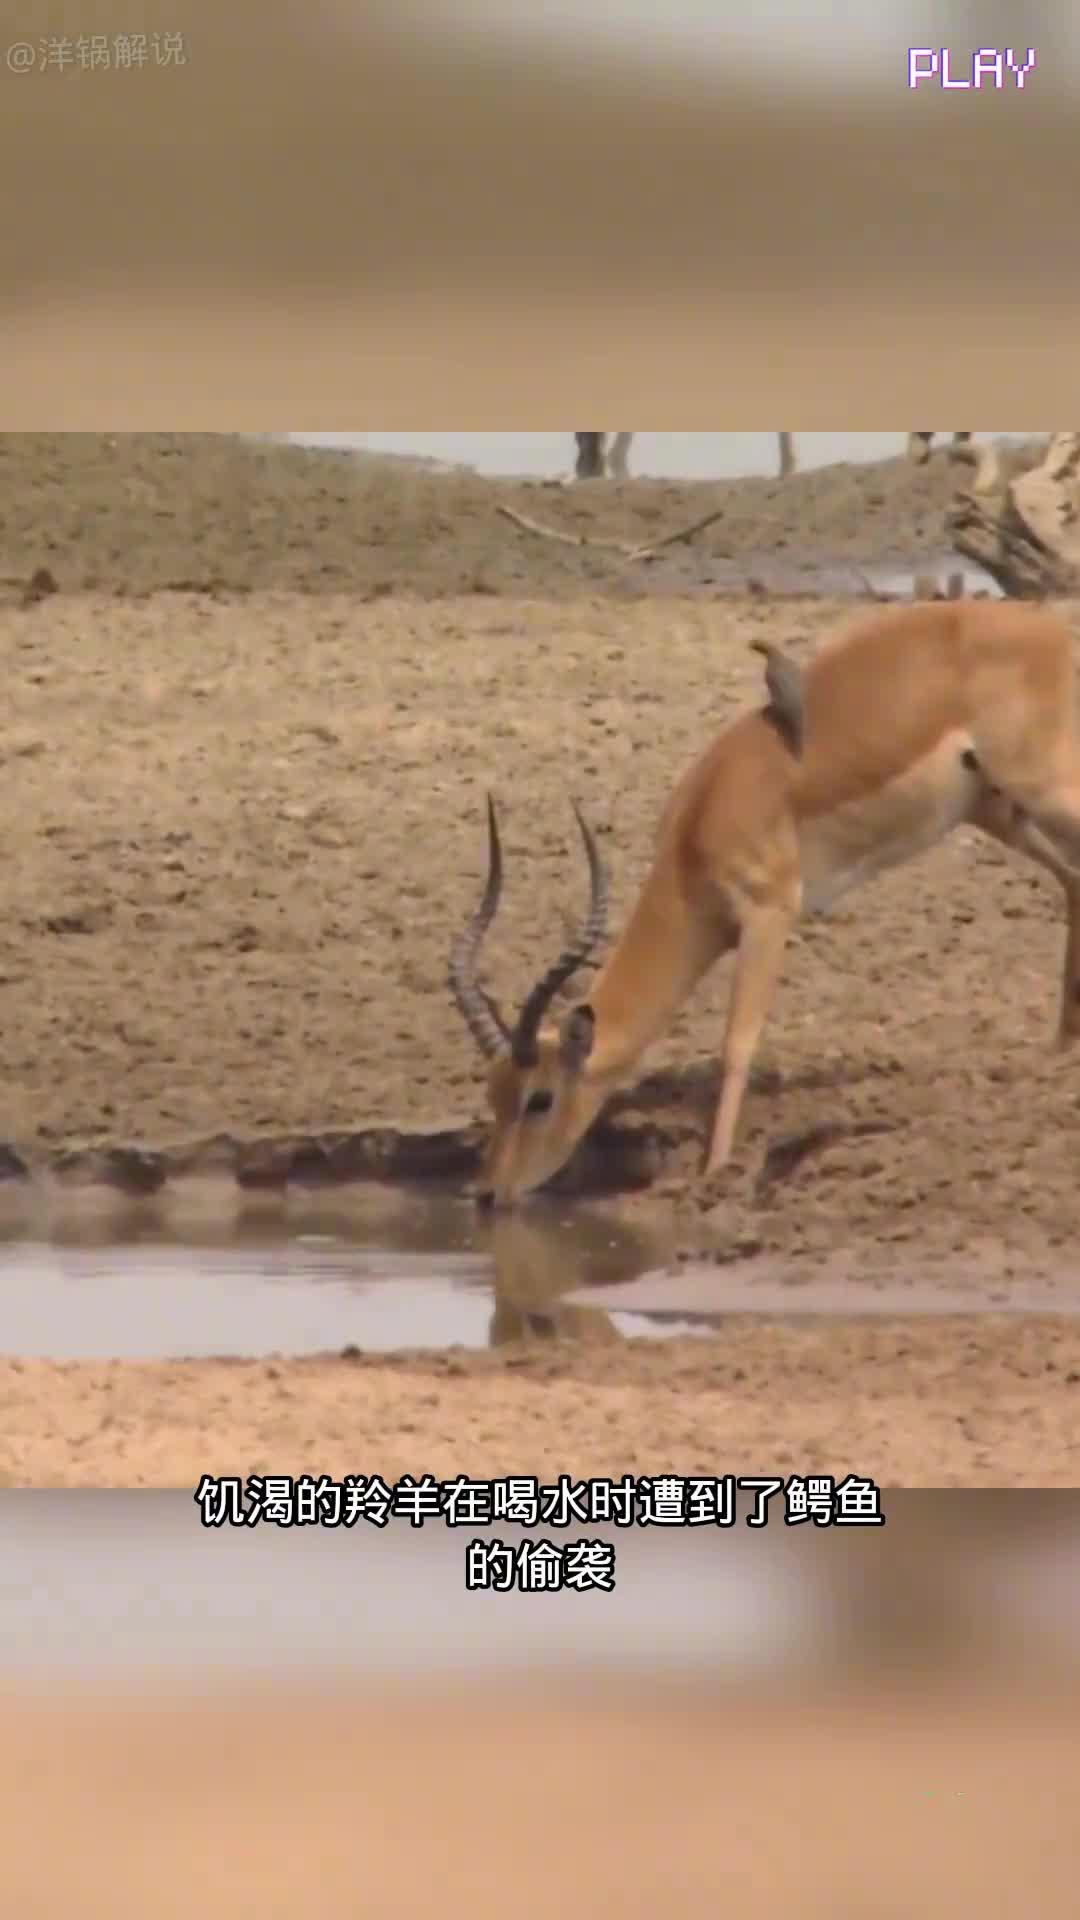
(0, 1191), (697, 1361)
(1, 1181), (1077, 1361)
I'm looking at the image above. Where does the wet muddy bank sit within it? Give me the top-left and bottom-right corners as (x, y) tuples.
(0, 1121), (491, 1198)
(1, 1037), (1077, 1281)
(0, 1105), (658, 1214)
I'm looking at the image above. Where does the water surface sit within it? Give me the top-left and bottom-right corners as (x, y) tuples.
(1, 1185), (1075, 1362)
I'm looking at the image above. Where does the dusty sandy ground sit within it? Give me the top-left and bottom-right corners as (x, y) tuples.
(3, 434), (1080, 1487)
(2, 1316), (1079, 1488)
(7, 582), (1080, 1266)
(3, 1681), (1077, 1916)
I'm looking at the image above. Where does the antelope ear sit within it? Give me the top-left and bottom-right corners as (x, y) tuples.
(559, 1003), (595, 1070)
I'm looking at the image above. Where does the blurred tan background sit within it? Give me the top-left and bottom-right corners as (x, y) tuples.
(3, 1493), (1079, 1914)
(1, 0), (1077, 421)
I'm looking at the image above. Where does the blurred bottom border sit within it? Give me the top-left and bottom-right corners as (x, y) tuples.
(3, 1491), (1078, 1913)
(4, 1489), (1080, 1690)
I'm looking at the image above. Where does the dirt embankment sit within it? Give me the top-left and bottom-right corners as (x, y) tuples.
(0, 430), (989, 600)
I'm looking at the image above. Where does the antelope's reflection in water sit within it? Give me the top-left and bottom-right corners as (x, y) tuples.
(479, 1205), (666, 1348)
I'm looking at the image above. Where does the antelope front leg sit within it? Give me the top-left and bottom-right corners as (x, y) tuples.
(705, 904), (794, 1178)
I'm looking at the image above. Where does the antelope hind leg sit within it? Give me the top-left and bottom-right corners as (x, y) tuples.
(705, 903), (795, 1178)
(969, 784), (1080, 1048)
(969, 645), (1080, 871)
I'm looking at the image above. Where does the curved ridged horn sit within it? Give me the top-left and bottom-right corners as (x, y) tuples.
(448, 794), (512, 1060)
(511, 802), (609, 1068)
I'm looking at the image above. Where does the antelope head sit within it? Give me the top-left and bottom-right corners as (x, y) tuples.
(448, 796), (611, 1207)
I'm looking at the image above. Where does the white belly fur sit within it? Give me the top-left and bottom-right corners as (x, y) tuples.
(799, 734), (978, 918)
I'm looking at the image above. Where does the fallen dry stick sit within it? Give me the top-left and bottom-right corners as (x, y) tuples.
(496, 499), (729, 564)
(625, 503), (727, 561)
(495, 504), (639, 554)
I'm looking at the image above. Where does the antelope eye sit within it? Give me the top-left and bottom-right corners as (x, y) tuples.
(524, 1089), (554, 1117)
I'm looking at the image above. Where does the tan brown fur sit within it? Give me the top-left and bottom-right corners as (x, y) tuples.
(454, 601), (1080, 1207)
